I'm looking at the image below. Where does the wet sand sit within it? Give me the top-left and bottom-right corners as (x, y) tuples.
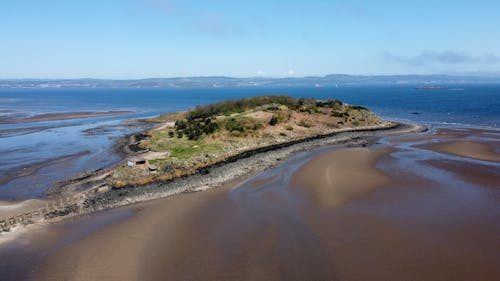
(2, 126), (499, 281)
(292, 147), (394, 208)
(0, 111), (134, 124)
(29, 180), (239, 281)
(421, 141), (500, 162)
(0, 125), (71, 138)
(0, 199), (46, 219)
(0, 151), (91, 198)
(390, 127), (500, 144)
(426, 159), (500, 188)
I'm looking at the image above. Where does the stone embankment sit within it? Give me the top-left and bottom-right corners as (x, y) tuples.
(1, 192), (91, 233)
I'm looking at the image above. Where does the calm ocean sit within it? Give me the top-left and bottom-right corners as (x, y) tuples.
(1, 85), (499, 200)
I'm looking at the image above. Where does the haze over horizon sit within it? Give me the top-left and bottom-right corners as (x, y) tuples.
(2, 0), (500, 79)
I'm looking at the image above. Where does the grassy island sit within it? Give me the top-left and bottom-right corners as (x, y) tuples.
(108, 95), (391, 187)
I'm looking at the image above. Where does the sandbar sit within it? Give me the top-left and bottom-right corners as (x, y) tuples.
(0, 111), (134, 124)
(2, 125), (499, 281)
(292, 147), (394, 208)
(421, 141), (500, 162)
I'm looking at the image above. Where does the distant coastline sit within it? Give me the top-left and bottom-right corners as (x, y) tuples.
(414, 85), (445, 90)
(1, 74), (499, 89)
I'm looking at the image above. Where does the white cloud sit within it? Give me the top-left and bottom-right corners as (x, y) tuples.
(256, 70), (267, 76)
(286, 69), (296, 76)
(385, 51), (500, 66)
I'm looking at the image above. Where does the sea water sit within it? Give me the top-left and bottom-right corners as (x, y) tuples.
(0, 85), (499, 200)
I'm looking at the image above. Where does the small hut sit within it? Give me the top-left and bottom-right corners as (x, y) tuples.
(127, 157), (146, 168)
(148, 164), (157, 172)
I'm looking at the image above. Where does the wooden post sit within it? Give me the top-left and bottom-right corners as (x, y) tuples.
(0, 219), (7, 231)
(24, 212), (32, 221)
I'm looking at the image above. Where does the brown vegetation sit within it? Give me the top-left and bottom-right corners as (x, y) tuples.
(107, 95), (389, 187)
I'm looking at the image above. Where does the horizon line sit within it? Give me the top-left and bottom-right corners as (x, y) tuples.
(2, 73), (500, 80)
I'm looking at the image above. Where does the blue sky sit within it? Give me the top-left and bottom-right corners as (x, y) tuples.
(1, 0), (499, 78)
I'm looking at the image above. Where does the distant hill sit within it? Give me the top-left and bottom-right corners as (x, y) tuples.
(1, 74), (499, 89)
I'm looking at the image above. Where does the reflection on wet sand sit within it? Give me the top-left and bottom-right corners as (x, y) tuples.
(0, 151), (91, 199)
(0, 125), (72, 138)
(421, 141), (500, 162)
(426, 159), (500, 188)
(0, 111), (134, 124)
(292, 147), (394, 208)
(5, 127), (500, 281)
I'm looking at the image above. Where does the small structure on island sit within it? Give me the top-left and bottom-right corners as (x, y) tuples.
(127, 157), (146, 168)
(148, 164), (158, 174)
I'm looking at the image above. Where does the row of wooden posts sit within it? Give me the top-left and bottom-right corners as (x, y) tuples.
(0, 192), (91, 233)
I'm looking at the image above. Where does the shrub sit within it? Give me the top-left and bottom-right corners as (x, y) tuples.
(230, 131), (244, 137)
(253, 123), (264, 130)
(184, 96), (363, 122)
(269, 116), (279, 126)
(203, 122), (219, 134)
(265, 105), (280, 111)
(233, 125), (245, 132)
(298, 120), (311, 128)
(224, 118), (245, 132)
(331, 111), (347, 118)
(175, 120), (188, 130)
(312, 107), (323, 114)
(186, 128), (202, 140)
(316, 99), (343, 108)
(168, 131), (175, 138)
(349, 105), (367, 110)
(187, 95), (298, 120)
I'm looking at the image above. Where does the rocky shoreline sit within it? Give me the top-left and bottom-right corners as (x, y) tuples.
(84, 122), (425, 211)
(0, 122), (426, 234)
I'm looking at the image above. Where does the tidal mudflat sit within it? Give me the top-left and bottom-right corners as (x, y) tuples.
(1, 126), (498, 281)
(0, 110), (134, 124)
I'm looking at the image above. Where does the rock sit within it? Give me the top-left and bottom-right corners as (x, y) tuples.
(96, 185), (111, 193)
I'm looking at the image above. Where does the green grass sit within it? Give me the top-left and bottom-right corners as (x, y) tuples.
(148, 158), (169, 165)
(221, 114), (263, 134)
(141, 97), (378, 166)
(169, 140), (222, 159)
(147, 111), (186, 123)
(144, 130), (223, 160)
